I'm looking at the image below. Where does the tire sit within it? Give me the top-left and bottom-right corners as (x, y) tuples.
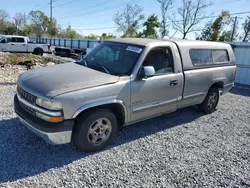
(199, 87), (220, 114)
(73, 109), (118, 152)
(33, 48), (43, 56)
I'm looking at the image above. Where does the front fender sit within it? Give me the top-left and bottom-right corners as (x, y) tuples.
(72, 99), (127, 122)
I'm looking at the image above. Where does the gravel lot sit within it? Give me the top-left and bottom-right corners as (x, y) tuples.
(0, 78), (250, 187)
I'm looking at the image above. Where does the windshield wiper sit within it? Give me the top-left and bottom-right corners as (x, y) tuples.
(81, 58), (88, 67)
(96, 62), (110, 74)
(75, 57), (88, 67)
(89, 62), (110, 74)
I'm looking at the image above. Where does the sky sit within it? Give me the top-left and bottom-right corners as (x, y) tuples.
(1, 0), (250, 39)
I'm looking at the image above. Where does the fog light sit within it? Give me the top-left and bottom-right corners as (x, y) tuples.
(36, 112), (64, 123)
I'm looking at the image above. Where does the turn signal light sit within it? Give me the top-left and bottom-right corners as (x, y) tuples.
(36, 112), (64, 123)
(49, 116), (64, 123)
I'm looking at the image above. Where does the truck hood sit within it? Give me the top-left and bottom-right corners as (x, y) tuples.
(18, 63), (119, 99)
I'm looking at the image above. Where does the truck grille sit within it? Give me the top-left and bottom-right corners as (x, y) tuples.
(20, 102), (35, 114)
(17, 86), (36, 104)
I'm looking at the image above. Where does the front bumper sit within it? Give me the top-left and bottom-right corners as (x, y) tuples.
(14, 94), (74, 145)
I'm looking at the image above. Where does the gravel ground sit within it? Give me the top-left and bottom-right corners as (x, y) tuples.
(0, 79), (250, 187)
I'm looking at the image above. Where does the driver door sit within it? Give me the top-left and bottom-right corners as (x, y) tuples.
(130, 46), (183, 122)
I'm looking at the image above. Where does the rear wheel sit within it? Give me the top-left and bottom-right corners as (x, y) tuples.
(33, 48), (43, 56)
(73, 109), (118, 152)
(199, 87), (219, 114)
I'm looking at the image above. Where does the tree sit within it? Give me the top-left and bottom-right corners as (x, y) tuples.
(48, 18), (59, 36)
(219, 30), (232, 42)
(142, 14), (160, 38)
(100, 33), (115, 40)
(157, 0), (173, 38)
(3, 23), (17, 35)
(0, 10), (9, 24)
(196, 21), (212, 40)
(0, 10), (10, 34)
(28, 10), (50, 37)
(83, 34), (99, 39)
(242, 17), (250, 42)
(170, 0), (212, 39)
(210, 11), (231, 41)
(13, 13), (26, 30)
(197, 10), (231, 41)
(65, 25), (81, 38)
(113, 4), (144, 37)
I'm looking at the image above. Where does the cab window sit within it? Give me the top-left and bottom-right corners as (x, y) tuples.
(143, 47), (174, 75)
(6, 37), (12, 43)
(0, 38), (6, 43)
(190, 49), (229, 66)
(16, 37), (25, 43)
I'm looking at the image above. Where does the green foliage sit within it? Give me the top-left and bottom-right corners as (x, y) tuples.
(197, 10), (232, 41)
(65, 25), (80, 38)
(218, 30), (232, 42)
(3, 22), (17, 35)
(84, 34), (99, 39)
(83, 33), (115, 40)
(0, 9), (85, 38)
(100, 33), (115, 40)
(211, 11), (231, 41)
(29, 11), (50, 37)
(142, 14), (160, 38)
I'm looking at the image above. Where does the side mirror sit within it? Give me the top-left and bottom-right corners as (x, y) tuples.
(139, 66), (155, 79)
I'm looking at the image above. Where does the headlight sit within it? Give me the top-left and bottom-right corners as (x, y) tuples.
(36, 98), (62, 110)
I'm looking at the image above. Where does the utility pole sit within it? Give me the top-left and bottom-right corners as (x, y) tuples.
(231, 16), (237, 42)
(50, 0), (53, 23)
(24, 12), (26, 26)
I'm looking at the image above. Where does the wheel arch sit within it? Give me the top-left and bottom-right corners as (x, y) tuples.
(33, 47), (44, 52)
(211, 81), (224, 89)
(72, 100), (127, 126)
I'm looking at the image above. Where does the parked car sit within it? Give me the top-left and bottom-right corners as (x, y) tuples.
(14, 38), (237, 152)
(54, 47), (75, 57)
(0, 35), (51, 55)
(54, 47), (86, 58)
(72, 48), (86, 55)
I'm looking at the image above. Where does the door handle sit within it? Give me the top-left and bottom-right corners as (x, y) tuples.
(170, 80), (178, 86)
(11, 44), (14, 45)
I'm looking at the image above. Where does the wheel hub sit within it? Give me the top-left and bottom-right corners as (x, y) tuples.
(87, 118), (112, 145)
(207, 92), (217, 109)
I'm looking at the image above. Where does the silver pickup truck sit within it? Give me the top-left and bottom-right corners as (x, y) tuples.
(14, 38), (237, 152)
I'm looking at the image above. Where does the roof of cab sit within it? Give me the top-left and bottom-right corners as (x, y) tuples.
(105, 38), (160, 46)
(105, 38), (230, 48)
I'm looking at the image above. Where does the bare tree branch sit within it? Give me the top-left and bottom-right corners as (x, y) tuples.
(113, 4), (144, 37)
(170, 0), (212, 39)
(157, 0), (173, 38)
(13, 13), (26, 30)
(242, 18), (250, 42)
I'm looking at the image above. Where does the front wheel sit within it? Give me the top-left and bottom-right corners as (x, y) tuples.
(73, 109), (118, 152)
(199, 87), (219, 114)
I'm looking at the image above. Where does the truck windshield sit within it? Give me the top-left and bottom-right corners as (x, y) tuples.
(78, 41), (144, 76)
